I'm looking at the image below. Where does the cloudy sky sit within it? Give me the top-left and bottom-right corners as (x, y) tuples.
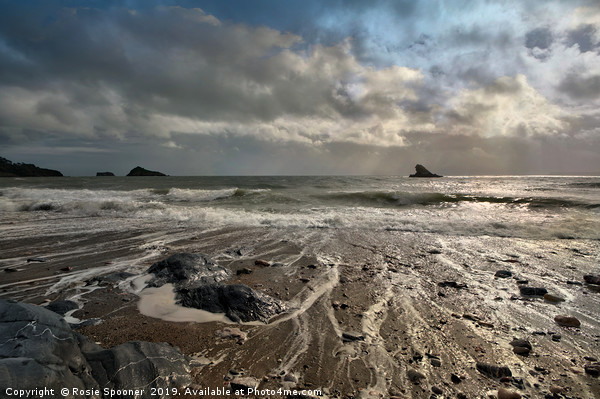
(1, 0), (599, 175)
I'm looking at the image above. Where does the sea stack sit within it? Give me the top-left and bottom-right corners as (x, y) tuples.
(96, 172), (115, 176)
(409, 164), (442, 178)
(126, 166), (167, 176)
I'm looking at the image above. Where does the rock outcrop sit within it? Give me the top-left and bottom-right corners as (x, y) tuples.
(126, 166), (166, 176)
(0, 157), (63, 177)
(96, 172), (115, 176)
(409, 164), (442, 178)
(0, 299), (191, 397)
(146, 253), (286, 323)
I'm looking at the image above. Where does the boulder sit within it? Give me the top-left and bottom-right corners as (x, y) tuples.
(126, 166), (166, 176)
(147, 253), (230, 287)
(178, 283), (285, 323)
(147, 253), (285, 323)
(510, 339), (532, 356)
(498, 388), (521, 399)
(409, 164), (442, 178)
(584, 363), (600, 377)
(96, 172), (115, 176)
(0, 299), (191, 397)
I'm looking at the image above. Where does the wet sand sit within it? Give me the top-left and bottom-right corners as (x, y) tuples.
(1, 222), (599, 398)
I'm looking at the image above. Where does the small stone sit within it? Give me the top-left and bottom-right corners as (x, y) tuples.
(236, 267), (253, 275)
(341, 331), (365, 342)
(584, 362), (600, 377)
(495, 270), (513, 278)
(566, 280), (582, 286)
(509, 339), (532, 356)
(554, 315), (581, 328)
(519, 286), (547, 297)
(430, 358), (441, 367)
(407, 369), (426, 383)
(549, 386), (564, 394)
(516, 280), (529, 285)
(513, 346), (531, 356)
(476, 362), (512, 379)
(451, 374), (461, 384)
(543, 293), (565, 303)
(583, 274), (600, 285)
(283, 373), (298, 383)
(551, 334), (561, 342)
(584, 356), (598, 361)
(497, 388), (521, 399)
(431, 386), (443, 395)
(254, 259), (270, 267)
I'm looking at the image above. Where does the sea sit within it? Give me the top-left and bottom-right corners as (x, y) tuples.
(1, 175), (599, 241)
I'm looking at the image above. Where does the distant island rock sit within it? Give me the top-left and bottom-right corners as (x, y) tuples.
(409, 164), (442, 178)
(96, 172), (115, 176)
(126, 166), (167, 176)
(0, 156), (63, 177)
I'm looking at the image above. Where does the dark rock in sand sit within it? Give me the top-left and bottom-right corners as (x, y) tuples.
(438, 281), (467, 289)
(409, 164), (442, 178)
(498, 388), (521, 399)
(26, 257), (47, 263)
(178, 283), (285, 323)
(519, 286), (548, 297)
(0, 156), (63, 177)
(584, 363), (600, 377)
(45, 300), (79, 316)
(495, 270), (513, 278)
(0, 299), (191, 397)
(567, 280), (583, 286)
(236, 267), (253, 275)
(341, 331), (365, 342)
(96, 172), (115, 176)
(551, 334), (562, 342)
(451, 374), (462, 384)
(406, 369), (426, 383)
(554, 315), (581, 328)
(476, 362), (512, 378)
(126, 166), (166, 176)
(88, 271), (136, 286)
(255, 259), (270, 267)
(147, 253), (230, 287)
(510, 339), (532, 356)
(584, 274), (600, 285)
(543, 293), (565, 303)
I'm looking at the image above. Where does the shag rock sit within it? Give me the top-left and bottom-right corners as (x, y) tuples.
(519, 286), (548, 297)
(584, 275), (600, 285)
(409, 164), (442, 178)
(0, 299), (191, 397)
(126, 166), (166, 176)
(45, 300), (79, 316)
(495, 270), (513, 278)
(178, 283), (285, 323)
(147, 253), (230, 287)
(554, 315), (581, 328)
(96, 172), (115, 176)
(0, 156), (63, 177)
(476, 362), (512, 378)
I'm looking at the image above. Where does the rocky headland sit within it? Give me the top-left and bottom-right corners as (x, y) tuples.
(0, 156), (63, 177)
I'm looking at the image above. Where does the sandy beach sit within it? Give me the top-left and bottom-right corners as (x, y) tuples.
(2, 216), (599, 398)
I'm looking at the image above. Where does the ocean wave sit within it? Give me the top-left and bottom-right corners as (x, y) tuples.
(312, 190), (599, 209)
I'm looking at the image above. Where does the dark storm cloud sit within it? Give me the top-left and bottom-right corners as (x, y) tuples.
(566, 24), (599, 53)
(525, 28), (554, 50)
(559, 74), (600, 99)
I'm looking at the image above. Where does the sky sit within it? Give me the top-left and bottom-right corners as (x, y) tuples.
(1, 0), (599, 176)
